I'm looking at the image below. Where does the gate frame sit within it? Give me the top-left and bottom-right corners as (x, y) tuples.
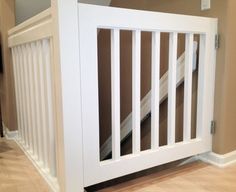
(78, 3), (217, 187)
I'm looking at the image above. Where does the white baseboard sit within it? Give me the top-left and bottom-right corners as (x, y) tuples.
(14, 138), (59, 192)
(2, 123), (18, 140)
(198, 151), (236, 168)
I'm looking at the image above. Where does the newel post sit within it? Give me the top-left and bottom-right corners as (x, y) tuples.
(51, 0), (84, 191)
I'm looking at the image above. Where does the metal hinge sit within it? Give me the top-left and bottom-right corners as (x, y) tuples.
(215, 34), (220, 49)
(211, 121), (216, 134)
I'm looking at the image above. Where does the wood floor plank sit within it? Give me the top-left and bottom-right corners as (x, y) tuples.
(1, 138), (236, 192)
(99, 161), (236, 192)
(0, 138), (50, 192)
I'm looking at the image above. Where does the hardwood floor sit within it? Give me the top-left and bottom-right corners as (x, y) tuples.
(98, 161), (236, 192)
(1, 138), (236, 192)
(0, 138), (50, 192)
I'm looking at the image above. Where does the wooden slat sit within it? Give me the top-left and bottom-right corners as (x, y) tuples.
(27, 44), (37, 155)
(196, 35), (206, 138)
(21, 45), (30, 148)
(168, 32), (178, 145)
(132, 30), (141, 154)
(184, 34), (194, 141)
(151, 31), (160, 149)
(37, 40), (49, 169)
(42, 39), (56, 176)
(11, 48), (21, 140)
(28, 43), (38, 158)
(31, 42), (42, 161)
(25, 44), (34, 153)
(17, 46), (26, 144)
(111, 29), (120, 160)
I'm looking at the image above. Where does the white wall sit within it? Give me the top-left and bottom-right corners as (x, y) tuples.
(15, 0), (50, 24)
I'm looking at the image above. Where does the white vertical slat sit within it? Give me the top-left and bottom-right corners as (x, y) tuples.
(21, 45), (30, 148)
(183, 34), (194, 141)
(37, 40), (49, 169)
(17, 46), (24, 143)
(132, 30), (141, 154)
(32, 42), (43, 161)
(21, 45), (31, 148)
(11, 48), (21, 140)
(26, 44), (37, 155)
(15, 48), (24, 141)
(42, 38), (56, 176)
(168, 32), (178, 145)
(12, 48), (20, 140)
(196, 35), (206, 138)
(151, 31), (161, 149)
(25, 44), (34, 153)
(17, 46), (26, 144)
(25, 44), (32, 150)
(49, 38), (58, 177)
(111, 29), (120, 160)
(28, 42), (38, 158)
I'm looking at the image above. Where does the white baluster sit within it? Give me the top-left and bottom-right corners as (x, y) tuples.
(17, 46), (26, 144)
(12, 48), (22, 141)
(168, 32), (178, 145)
(132, 30), (141, 154)
(21, 45), (30, 147)
(111, 29), (120, 160)
(32, 42), (43, 162)
(184, 34), (194, 141)
(37, 40), (49, 169)
(42, 38), (56, 175)
(151, 32), (161, 149)
(196, 35), (206, 138)
(25, 44), (34, 153)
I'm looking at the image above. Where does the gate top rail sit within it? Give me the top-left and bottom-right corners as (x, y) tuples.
(79, 3), (217, 33)
(8, 8), (52, 48)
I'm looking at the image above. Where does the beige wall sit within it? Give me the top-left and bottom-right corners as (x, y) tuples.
(15, 0), (50, 24)
(109, 0), (236, 155)
(221, 0), (236, 153)
(0, 0), (17, 131)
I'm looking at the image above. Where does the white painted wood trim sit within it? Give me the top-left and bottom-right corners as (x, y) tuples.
(8, 20), (53, 47)
(132, 30), (141, 154)
(198, 151), (236, 168)
(79, 3), (216, 186)
(8, 9), (52, 47)
(22, 45), (30, 149)
(167, 32), (178, 145)
(90, 139), (208, 186)
(151, 32), (160, 149)
(2, 123), (18, 140)
(100, 42), (198, 160)
(11, 48), (22, 141)
(111, 29), (121, 160)
(51, 0), (84, 191)
(14, 138), (59, 192)
(196, 35), (206, 139)
(79, 3), (215, 33)
(183, 34), (194, 141)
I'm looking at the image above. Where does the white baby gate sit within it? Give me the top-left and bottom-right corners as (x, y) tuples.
(79, 4), (217, 187)
(8, 2), (217, 191)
